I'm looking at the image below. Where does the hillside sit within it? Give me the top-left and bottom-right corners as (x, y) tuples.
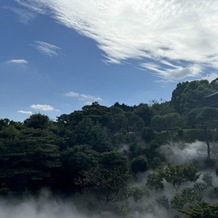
(0, 77), (218, 217)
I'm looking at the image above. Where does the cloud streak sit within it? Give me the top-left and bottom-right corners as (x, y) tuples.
(65, 91), (102, 105)
(31, 104), (59, 112)
(32, 41), (61, 57)
(7, 59), (28, 64)
(18, 110), (33, 115)
(4, 6), (37, 24)
(17, 0), (218, 81)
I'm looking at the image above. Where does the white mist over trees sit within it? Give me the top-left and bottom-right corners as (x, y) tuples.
(0, 78), (218, 217)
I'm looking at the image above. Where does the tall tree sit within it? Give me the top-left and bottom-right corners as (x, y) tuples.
(171, 80), (215, 114)
(195, 107), (218, 159)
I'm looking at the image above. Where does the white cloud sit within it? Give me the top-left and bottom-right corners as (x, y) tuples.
(17, 0), (218, 81)
(7, 59), (28, 64)
(31, 104), (58, 111)
(18, 110), (33, 115)
(32, 41), (61, 57)
(4, 6), (37, 24)
(142, 62), (202, 82)
(202, 72), (218, 82)
(65, 91), (102, 104)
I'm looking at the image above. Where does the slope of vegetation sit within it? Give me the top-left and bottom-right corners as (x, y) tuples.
(0, 78), (218, 217)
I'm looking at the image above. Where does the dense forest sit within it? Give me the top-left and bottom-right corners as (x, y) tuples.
(1, 78), (218, 218)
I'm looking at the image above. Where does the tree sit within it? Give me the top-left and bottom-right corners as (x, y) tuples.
(0, 124), (20, 140)
(133, 103), (153, 126)
(173, 173), (213, 207)
(141, 127), (155, 142)
(98, 151), (128, 171)
(131, 156), (148, 174)
(151, 112), (184, 143)
(82, 102), (111, 126)
(184, 201), (218, 218)
(76, 166), (131, 205)
(171, 80), (216, 114)
(128, 114), (145, 133)
(60, 145), (99, 191)
(73, 117), (110, 152)
(0, 119), (10, 128)
(75, 151), (131, 205)
(195, 107), (218, 159)
(152, 113), (183, 131)
(61, 145), (98, 173)
(146, 172), (164, 191)
(110, 113), (128, 132)
(159, 163), (199, 190)
(24, 114), (50, 129)
(150, 100), (174, 116)
(186, 108), (202, 128)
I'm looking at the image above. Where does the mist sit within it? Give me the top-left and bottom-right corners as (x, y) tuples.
(0, 192), (169, 218)
(1, 141), (217, 218)
(160, 140), (218, 164)
(0, 193), (82, 218)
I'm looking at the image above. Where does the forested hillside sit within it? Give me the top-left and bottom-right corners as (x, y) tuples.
(1, 78), (218, 217)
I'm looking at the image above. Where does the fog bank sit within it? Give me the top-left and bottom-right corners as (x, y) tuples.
(0, 192), (169, 218)
(160, 141), (218, 164)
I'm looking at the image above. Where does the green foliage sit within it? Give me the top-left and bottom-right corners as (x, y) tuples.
(82, 102), (111, 126)
(186, 108), (202, 128)
(141, 127), (155, 142)
(127, 184), (149, 202)
(127, 113), (145, 132)
(99, 151), (128, 171)
(0, 77), (218, 203)
(110, 113), (128, 132)
(146, 172), (164, 191)
(151, 113), (184, 132)
(75, 165), (131, 205)
(133, 103), (153, 126)
(0, 118), (10, 128)
(150, 100), (174, 116)
(131, 155), (148, 174)
(61, 145), (98, 173)
(184, 201), (218, 218)
(159, 163), (199, 190)
(195, 107), (218, 129)
(72, 117), (110, 152)
(24, 114), (50, 129)
(171, 80), (215, 114)
(171, 188), (202, 210)
(182, 129), (204, 142)
(171, 173), (212, 212)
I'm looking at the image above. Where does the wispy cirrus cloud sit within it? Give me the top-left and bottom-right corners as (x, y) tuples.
(17, 0), (218, 82)
(31, 104), (59, 111)
(32, 41), (61, 57)
(18, 110), (33, 115)
(7, 59), (28, 64)
(65, 91), (102, 105)
(4, 6), (37, 24)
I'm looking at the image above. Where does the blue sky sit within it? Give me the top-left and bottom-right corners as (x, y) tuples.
(1, 0), (218, 121)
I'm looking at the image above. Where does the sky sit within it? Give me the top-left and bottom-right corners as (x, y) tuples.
(1, 0), (218, 121)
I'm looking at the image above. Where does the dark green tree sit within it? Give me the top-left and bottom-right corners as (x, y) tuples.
(76, 151), (131, 205)
(24, 114), (50, 129)
(133, 103), (153, 126)
(195, 107), (218, 159)
(131, 155), (148, 174)
(171, 80), (215, 114)
(159, 163), (199, 190)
